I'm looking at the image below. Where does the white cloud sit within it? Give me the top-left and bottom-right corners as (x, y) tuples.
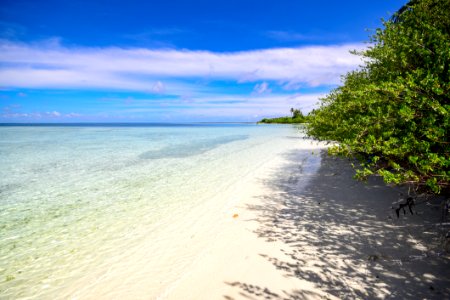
(253, 82), (271, 94)
(266, 30), (310, 42)
(151, 80), (165, 93)
(111, 92), (323, 119)
(0, 92), (320, 121)
(0, 110), (83, 119)
(0, 40), (363, 91)
(65, 112), (81, 117)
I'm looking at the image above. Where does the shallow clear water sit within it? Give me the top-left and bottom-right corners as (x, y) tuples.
(0, 124), (305, 299)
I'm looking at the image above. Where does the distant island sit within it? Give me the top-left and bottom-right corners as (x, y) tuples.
(259, 108), (307, 124)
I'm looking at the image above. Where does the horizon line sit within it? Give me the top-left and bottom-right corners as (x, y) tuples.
(0, 121), (260, 126)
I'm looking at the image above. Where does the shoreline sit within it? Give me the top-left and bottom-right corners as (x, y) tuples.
(166, 149), (450, 299)
(22, 135), (449, 299)
(58, 135), (325, 299)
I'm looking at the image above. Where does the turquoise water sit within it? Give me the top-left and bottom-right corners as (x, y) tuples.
(0, 124), (304, 299)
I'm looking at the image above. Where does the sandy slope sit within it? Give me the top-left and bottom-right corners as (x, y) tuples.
(165, 148), (450, 300)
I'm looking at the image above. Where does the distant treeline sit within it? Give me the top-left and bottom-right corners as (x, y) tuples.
(259, 108), (307, 124)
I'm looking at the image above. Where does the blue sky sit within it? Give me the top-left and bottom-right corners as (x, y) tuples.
(0, 0), (406, 122)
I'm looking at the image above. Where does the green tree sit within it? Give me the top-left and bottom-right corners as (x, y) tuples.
(307, 0), (450, 194)
(259, 108), (306, 124)
(293, 109), (303, 118)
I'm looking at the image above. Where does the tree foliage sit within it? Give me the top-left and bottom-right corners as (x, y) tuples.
(259, 108), (306, 124)
(307, 0), (450, 194)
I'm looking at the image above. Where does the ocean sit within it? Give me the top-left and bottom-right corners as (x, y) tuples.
(0, 123), (306, 299)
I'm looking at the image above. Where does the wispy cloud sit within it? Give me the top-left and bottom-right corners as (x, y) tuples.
(253, 82), (271, 94)
(0, 22), (27, 40)
(172, 93), (323, 120)
(0, 39), (363, 91)
(265, 30), (351, 43)
(1, 111), (81, 119)
(266, 30), (312, 42)
(151, 81), (165, 93)
(103, 92), (323, 117)
(0, 91), (323, 121)
(122, 28), (190, 48)
(2, 103), (21, 112)
(125, 27), (188, 39)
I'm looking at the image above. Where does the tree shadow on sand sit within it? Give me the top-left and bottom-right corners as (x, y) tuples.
(225, 150), (450, 300)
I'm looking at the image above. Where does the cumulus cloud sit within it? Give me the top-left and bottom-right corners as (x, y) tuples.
(0, 40), (363, 91)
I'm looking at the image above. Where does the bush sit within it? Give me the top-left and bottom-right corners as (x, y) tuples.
(307, 0), (450, 194)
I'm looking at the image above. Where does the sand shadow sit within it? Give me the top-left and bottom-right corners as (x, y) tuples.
(225, 150), (450, 299)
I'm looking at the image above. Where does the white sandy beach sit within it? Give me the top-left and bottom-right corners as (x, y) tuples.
(58, 138), (321, 299)
(166, 147), (450, 300)
(61, 139), (449, 300)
